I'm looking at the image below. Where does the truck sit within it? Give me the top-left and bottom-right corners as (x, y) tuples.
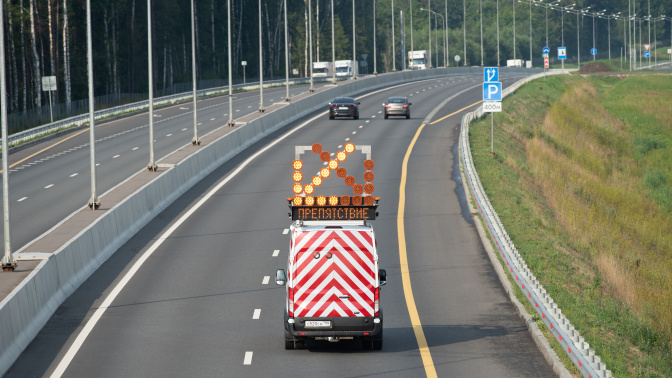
(408, 50), (428, 70)
(276, 142), (386, 350)
(312, 61), (333, 77)
(506, 59), (524, 67)
(334, 60), (357, 77)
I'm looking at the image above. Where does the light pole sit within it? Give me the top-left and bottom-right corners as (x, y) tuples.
(284, 0), (290, 100)
(353, 0), (357, 78)
(497, 0), (500, 66)
(480, 0), (483, 66)
(373, 0), (377, 74)
(463, 0), (466, 66)
(422, 8), (445, 67)
(513, 0), (516, 61)
(190, 0), (200, 145)
(428, 0), (432, 68)
(410, 0), (413, 64)
(227, 0), (233, 126)
(309, 0), (314, 90)
(331, 0), (336, 83)
(605, 12), (621, 60)
(591, 9), (606, 61)
(258, 0), (265, 109)
(577, 6), (593, 69)
(147, 0), (156, 171)
(392, 0), (396, 71)
(1, 0), (16, 271)
(445, 0), (449, 67)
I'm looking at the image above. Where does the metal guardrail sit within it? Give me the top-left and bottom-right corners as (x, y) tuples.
(5, 76), (328, 147)
(459, 70), (613, 378)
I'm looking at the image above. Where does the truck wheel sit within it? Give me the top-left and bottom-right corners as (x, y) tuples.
(294, 340), (306, 350)
(406, 112), (410, 119)
(372, 328), (383, 350)
(285, 339), (295, 350)
(354, 114), (359, 120)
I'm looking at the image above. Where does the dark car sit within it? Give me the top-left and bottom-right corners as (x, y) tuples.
(383, 97), (411, 119)
(329, 97), (360, 120)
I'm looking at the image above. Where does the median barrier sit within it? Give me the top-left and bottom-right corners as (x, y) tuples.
(0, 67), (539, 375)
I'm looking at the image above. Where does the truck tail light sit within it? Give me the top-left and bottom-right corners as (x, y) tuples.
(288, 288), (295, 317)
(385, 104), (389, 108)
(403, 104), (408, 108)
(374, 287), (380, 316)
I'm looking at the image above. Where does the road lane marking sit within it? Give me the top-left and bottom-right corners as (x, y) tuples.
(398, 123), (437, 378)
(132, 147), (139, 151)
(352, 131), (356, 134)
(283, 229), (289, 234)
(243, 352), (253, 365)
(273, 250), (279, 257)
(253, 309), (261, 319)
(69, 173), (78, 177)
(345, 138), (350, 141)
(262, 276), (270, 285)
(166, 134), (172, 137)
(359, 126), (363, 128)
(18, 197), (27, 202)
(45, 184), (54, 189)
(113, 155), (120, 159)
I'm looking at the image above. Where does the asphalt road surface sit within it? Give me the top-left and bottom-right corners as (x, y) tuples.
(5, 74), (556, 377)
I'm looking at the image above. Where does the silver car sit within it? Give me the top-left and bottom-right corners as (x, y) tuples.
(383, 97), (411, 119)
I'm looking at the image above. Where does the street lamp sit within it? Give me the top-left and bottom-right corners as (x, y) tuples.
(284, 0), (290, 100)
(591, 9), (607, 61)
(309, 0), (314, 91)
(190, 0), (200, 145)
(532, 0), (560, 60)
(604, 12), (621, 60)
(353, 0), (357, 78)
(392, 0), (396, 71)
(513, 0), (516, 61)
(422, 8), (445, 67)
(373, 0), (377, 75)
(331, 0), (336, 83)
(497, 0), (500, 66)
(480, 0), (483, 66)
(147, 0), (156, 171)
(258, 0), (265, 110)
(577, 5), (593, 68)
(428, 0), (432, 68)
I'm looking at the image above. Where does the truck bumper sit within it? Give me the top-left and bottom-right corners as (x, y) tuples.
(285, 313), (383, 338)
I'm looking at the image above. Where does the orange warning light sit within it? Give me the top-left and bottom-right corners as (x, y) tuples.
(364, 171), (374, 182)
(364, 195), (375, 206)
(340, 196), (351, 206)
(364, 183), (375, 194)
(336, 151), (347, 161)
(345, 143), (355, 153)
(293, 184), (303, 194)
(353, 184), (363, 195)
(329, 196), (339, 206)
(293, 196), (304, 206)
(329, 160), (338, 170)
(320, 168), (330, 178)
(352, 195), (363, 206)
(312, 176), (322, 186)
(320, 151), (330, 161)
(305, 184), (314, 194)
(305, 196), (315, 206)
(364, 159), (375, 170)
(317, 196), (327, 206)
(337, 168), (347, 178)
(293, 171), (303, 182)
(312, 143), (322, 153)
(293, 160), (303, 170)
(345, 176), (355, 186)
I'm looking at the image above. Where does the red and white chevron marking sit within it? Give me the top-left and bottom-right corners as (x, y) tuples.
(291, 229), (375, 317)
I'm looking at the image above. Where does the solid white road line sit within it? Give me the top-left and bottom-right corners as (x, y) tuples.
(243, 352), (253, 365)
(253, 309), (261, 320)
(49, 78), (441, 378)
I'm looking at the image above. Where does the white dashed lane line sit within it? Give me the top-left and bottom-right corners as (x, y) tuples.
(18, 197), (27, 202)
(273, 250), (279, 257)
(352, 131), (357, 134)
(243, 352), (253, 365)
(132, 147), (139, 151)
(253, 309), (261, 320)
(283, 229), (289, 235)
(345, 138), (350, 141)
(359, 126), (363, 128)
(210, 118), (215, 121)
(166, 134), (172, 137)
(113, 155), (120, 159)
(182, 128), (187, 131)
(262, 276), (270, 285)
(69, 173), (78, 177)
(45, 184), (54, 189)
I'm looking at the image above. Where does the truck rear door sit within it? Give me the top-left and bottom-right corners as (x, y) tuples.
(292, 228), (375, 318)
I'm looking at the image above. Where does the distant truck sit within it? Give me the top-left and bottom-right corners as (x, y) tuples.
(408, 50), (428, 70)
(312, 61), (333, 77)
(335, 60), (357, 77)
(506, 59), (524, 67)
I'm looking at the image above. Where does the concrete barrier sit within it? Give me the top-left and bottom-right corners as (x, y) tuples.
(0, 67), (540, 375)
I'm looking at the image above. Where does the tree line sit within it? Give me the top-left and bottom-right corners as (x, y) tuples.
(1, 0), (669, 116)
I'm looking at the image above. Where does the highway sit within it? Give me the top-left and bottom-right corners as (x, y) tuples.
(5, 74), (556, 377)
(2, 83), (330, 251)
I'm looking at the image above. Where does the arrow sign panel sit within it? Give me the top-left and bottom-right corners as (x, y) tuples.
(543, 46), (550, 54)
(484, 67), (499, 82)
(483, 82), (502, 102)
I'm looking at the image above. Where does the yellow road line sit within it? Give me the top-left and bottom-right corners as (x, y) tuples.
(398, 122), (437, 378)
(397, 102), (482, 377)
(429, 100), (483, 125)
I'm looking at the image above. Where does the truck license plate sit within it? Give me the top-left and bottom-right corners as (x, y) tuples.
(305, 320), (331, 328)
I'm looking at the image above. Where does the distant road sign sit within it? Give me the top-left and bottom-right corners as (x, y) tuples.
(644, 51), (650, 58)
(483, 82), (502, 102)
(484, 67), (499, 82)
(558, 47), (567, 60)
(591, 48), (597, 56)
(668, 49), (672, 54)
(42, 76), (57, 91)
(542, 53), (548, 58)
(644, 44), (650, 51)
(454, 55), (461, 62)
(483, 101), (502, 113)
(543, 46), (550, 54)
(544, 57), (549, 68)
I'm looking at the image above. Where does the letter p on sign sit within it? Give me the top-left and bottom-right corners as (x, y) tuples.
(483, 83), (502, 102)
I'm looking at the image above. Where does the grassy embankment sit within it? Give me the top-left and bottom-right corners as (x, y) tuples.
(468, 73), (672, 377)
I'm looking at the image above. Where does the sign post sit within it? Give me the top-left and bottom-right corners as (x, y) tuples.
(41, 76), (57, 123)
(558, 47), (567, 70)
(241, 61), (247, 84)
(483, 67), (501, 155)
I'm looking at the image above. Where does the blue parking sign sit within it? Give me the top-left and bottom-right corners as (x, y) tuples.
(483, 82), (502, 102)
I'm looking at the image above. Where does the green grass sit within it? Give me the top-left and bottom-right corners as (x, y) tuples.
(469, 74), (672, 377)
